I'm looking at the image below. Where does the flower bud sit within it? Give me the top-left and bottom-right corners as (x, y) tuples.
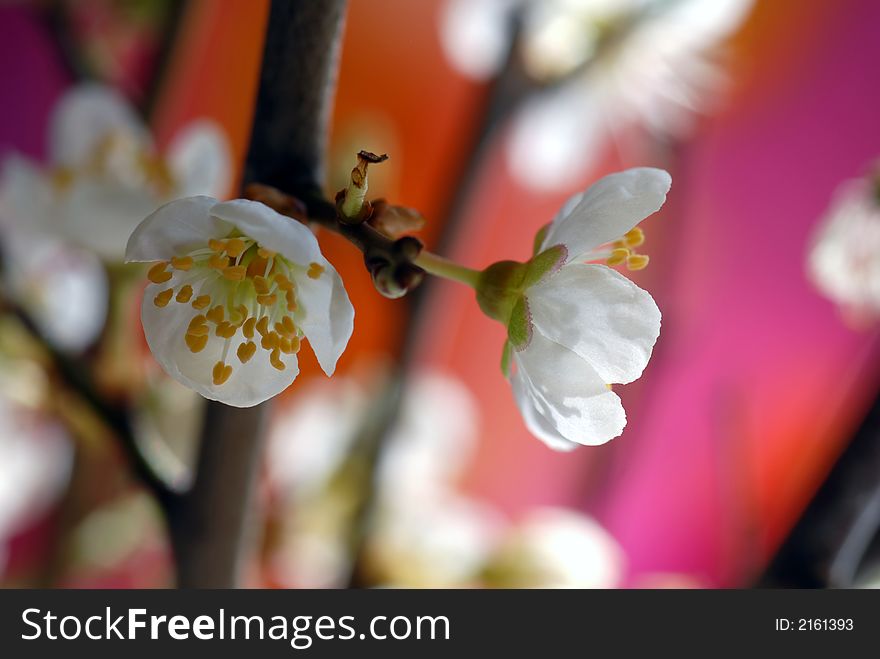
(339, 150), (388, 224)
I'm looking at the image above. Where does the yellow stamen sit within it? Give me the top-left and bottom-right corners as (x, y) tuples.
(225, 238), (247, 258)
(171, 256), (194, 271)
(280, 336), (300, 354)
(223, 265), (247, 281)
(209, 254), (228, 270)
(258, 247), (276, 259)
(187, 315), (209, 336)
(253, 276), (270, 295)
(281, 315), (296, 336)
(51, 167), (75, 191)
(257, 294), (277, 307)
(269, 348), (285, 371)
(206, 305), (225, 324)
(274, 273), (292, 290)
(286, 289), (297, 312)
(242, 317), (256, 339)
(625, 227), (645, 248)
(187, 323), (209, 337)
(237, 341), (257, 364)
(307, 262), (325, 279)
(606, 248), (630, 267)
(185, 333), (208, 353)
(626, 254), (650, 271)
(176, 285), (193, 303)
(261, 332), (279, 350)
(215, 322), (237, 339)
(153, 288), (174, 307)
(147, 262), (172, 284)
(192, 295), (212, 310)
(209, 238), (226, 252)
(212, 361), (233, 385)
(255, 316), (270, 337)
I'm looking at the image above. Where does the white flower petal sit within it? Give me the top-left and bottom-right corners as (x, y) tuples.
(294, 261), (354, 376)
(381, 373), (482, 496)
(489, 507), (624, 588)
(0, 155), (53, 235)
(62, 180), (165, 261)
(49, 84), (149, 168)
(808, 179), (880, 312)
(506, 84), (607, 192)
(513, 331), (626, 446)
(511, 375), (580, 451)
(438, 0), (517, 80)
(528, 263), (660, 384)
(125, 196), (228, 262)
(541, 167), (671, 260)
(210, 199), (324, 266)
(167, 120), (232, 199)
(6, 238), (108, 352)
(141, 277), (300, 407)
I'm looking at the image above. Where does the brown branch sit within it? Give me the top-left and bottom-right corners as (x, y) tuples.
(244, 182), (425, 299)
(0, 294), (183, 511)
(166, 0), (349, 588)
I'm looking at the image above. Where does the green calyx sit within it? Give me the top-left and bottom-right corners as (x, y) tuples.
(475, 244), (568, 359)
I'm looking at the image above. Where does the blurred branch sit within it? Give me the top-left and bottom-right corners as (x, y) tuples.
(141, 0), (186, 119)
(166, 0), (349, 588)
(0, 292), (182, 511)
(758, 384), (880, 588)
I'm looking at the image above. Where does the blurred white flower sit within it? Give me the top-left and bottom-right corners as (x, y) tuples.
(478, 168), (667, 449)
(125, 196), (354, 407)
(808, 176), (880, 319)
(366, 493), (502, 588)
(0, 368), (73, 575)
(266, 371), (488, 587)
(2, 231), (108, 352)
(482, 507), (624, 587)
(266, 372), (627, 589)
(439, 0), (752, 190)
(377, 372), (480, 501)
(439, 0), (519, 79)
(0, 84), (231, 262)
(268, 377), (367, 498)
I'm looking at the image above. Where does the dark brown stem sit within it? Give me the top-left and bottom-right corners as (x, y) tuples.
(758, 381), (880, 587)
(167, 0), (348, 588)
(168, 404), (269, 588)
(0, 294), (182, 511)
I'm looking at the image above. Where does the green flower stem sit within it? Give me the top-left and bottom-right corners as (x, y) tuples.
(414, 250), (481, 288)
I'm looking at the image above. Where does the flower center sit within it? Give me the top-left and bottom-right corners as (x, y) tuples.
(51, 132), (176, 196)
(595, 227), (649, 271)
(147, 235), (323, 386)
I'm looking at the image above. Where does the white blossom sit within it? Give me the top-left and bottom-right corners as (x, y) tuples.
(0, 83), (231, 262)
(808, 176), (880, 318)
(0, 364), (73, 575)
(125, 196), (354, 407)
(482, 167), (668, 449)
(439, 0), (752, 190)
(266, 372), (493, 587)
(482, 507), (624, 587)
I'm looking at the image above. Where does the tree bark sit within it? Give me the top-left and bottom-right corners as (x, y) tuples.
(169, 0), (348, 588)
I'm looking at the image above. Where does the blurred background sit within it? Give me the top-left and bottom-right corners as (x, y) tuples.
(1, 0), (880, 588)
